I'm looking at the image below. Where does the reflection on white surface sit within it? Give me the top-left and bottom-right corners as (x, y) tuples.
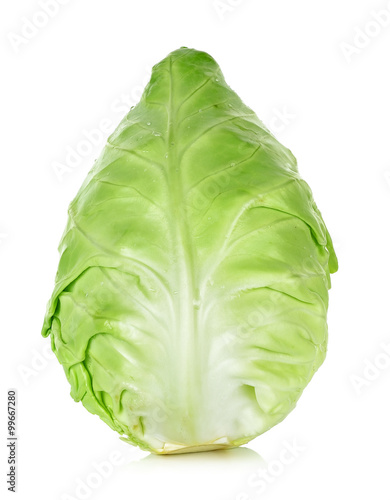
(110, 446), (265, 500)
(133, 446), (265, 471)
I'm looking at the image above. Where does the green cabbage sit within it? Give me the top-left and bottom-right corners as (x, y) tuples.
(42, 47), (337, 454)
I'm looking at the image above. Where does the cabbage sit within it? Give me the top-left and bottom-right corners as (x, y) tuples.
(42, 47), (337, 454)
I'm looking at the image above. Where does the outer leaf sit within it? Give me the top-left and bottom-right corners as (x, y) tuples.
(42, 47), (337, 453)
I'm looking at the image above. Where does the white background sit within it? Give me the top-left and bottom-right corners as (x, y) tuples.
(1, 0), (390, 498)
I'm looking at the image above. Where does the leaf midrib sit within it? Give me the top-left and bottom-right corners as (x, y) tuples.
(166, 55), (201, 435)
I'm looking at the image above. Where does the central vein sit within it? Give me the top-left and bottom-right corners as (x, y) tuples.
(166, 56), (200, 441)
